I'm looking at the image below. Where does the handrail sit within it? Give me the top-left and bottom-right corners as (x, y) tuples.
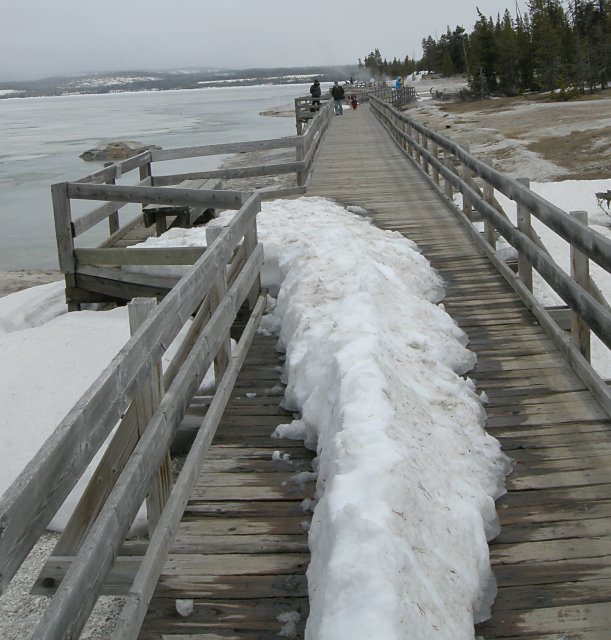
(50, 98), (333, 310)
(370, 95), (611, 272)
(369, 94), (611, 415)
(59, 102), (333, 247)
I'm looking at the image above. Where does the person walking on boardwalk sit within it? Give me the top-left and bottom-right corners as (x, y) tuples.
(310, 78), (321, 112)
(331, 81), (345, 115)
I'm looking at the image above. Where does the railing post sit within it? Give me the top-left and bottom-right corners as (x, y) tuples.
(461, 144), (473, 220)
(483, 158), (497, 248)
(296, 136), (306, 187)
(431, 142), (440, 186)
(104, 162), (120, 235)
(243, 216), (262, 309)
(570, 210), (591, 361)
(444, 152), (454, 200)
(128, 298), (172, 537)
(295, 98), (303, 135)
(206, 226), (231, 380)
(516, 177), (533, 291)
(422, 135), (429, 175)
(51, 182), (79, 312)
(407, 123), (414, 157)
(139, 157), (153, 229)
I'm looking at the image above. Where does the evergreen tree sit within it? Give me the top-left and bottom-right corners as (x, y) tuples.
(360, 0), (610, 98)
(528, 0), (572, 90)
(570, 0), (610, 90)
(496, 10), (521, 94)
(515, 10), (534, 90)
(421, 36), (441, 71)
(468, 11), (499, 96)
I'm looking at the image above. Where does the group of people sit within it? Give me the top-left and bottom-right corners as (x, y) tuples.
(310, 79), (358, 116)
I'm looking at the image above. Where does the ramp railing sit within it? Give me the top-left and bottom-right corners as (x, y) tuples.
(53, 98), (333, 308)
(370, 94), (611, 416)
(0, 186), (266, 639)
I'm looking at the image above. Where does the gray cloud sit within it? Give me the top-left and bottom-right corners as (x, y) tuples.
(1, 0), (524, 81)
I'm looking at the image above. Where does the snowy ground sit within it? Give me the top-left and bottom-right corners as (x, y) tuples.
(406, 76), (611, 182)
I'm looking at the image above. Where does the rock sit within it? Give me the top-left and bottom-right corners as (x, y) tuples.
(79, 140), (161, 161)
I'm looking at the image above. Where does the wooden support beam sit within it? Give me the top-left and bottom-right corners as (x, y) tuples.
(571, 210), (591, 362)
(207, 226), (231, 381)
(129, 298), (172, 536)
(75, 247), (205, 267)
(517, 177), (534, 291)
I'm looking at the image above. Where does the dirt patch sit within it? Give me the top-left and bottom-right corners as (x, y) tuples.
(405, 85), (611, 181)
(0, 270), (62, 298)
(527, 125), (611, 180)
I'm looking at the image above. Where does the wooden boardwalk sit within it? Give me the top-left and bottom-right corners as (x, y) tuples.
(308, 105), (611, 638)
(139, 334), (315, 639)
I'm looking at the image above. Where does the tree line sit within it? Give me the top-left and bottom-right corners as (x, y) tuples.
(360, 1), (610, 98)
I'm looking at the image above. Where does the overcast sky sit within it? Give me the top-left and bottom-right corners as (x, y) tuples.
(1, 1), (526, 81)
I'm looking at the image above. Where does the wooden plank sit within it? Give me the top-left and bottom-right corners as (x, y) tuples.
(129, 298), (172, 536)
(33, 554), (310, 597)
(75, 151), (152, 185)
(142, 598), (308, 634)
(72, 199), (130, 238)
(476, 601), (611, 636)
(151, 137), (297, 162)
(495, 517), (611, 544)
(174, 517), (308, 537)
(492, 556), (611, 588)
(152, 160), (303, 185)
(68, 183), (247, 211)
(508, 467), (611, 491)
(75, 247), (205, 266)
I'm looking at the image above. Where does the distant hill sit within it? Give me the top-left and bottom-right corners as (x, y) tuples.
(0, 66), (356, 99)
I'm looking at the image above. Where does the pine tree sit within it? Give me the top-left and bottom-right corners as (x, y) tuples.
(468, 11), (499, 96)
(528, 0), (572, 91)
(496, 10), (521, 94)
(570, 0), (610, 90)
(515, 11), (534, 91)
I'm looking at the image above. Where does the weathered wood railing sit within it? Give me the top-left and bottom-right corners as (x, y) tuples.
(294, 93), (333, 134)
(369, 85), (417, 108)
(370, 94), (611, 415)
(53, 99), (333, 308)
(0, 186), (266, 639)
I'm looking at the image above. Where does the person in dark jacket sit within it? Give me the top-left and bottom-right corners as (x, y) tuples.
(331, 81), (345, 115)
(310, 79), (321, 112)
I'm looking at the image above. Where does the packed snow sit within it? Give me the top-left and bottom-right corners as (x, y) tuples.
(0, 185), (608, 638)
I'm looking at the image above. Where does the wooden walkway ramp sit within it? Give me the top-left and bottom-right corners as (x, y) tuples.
(308, 105), (611, 638)
(138, 333), (315, 639)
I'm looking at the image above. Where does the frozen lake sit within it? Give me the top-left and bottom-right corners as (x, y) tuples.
(0, 84), (308, 269)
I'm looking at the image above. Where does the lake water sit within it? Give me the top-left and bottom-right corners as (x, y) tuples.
(0, 84), (308, 269)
